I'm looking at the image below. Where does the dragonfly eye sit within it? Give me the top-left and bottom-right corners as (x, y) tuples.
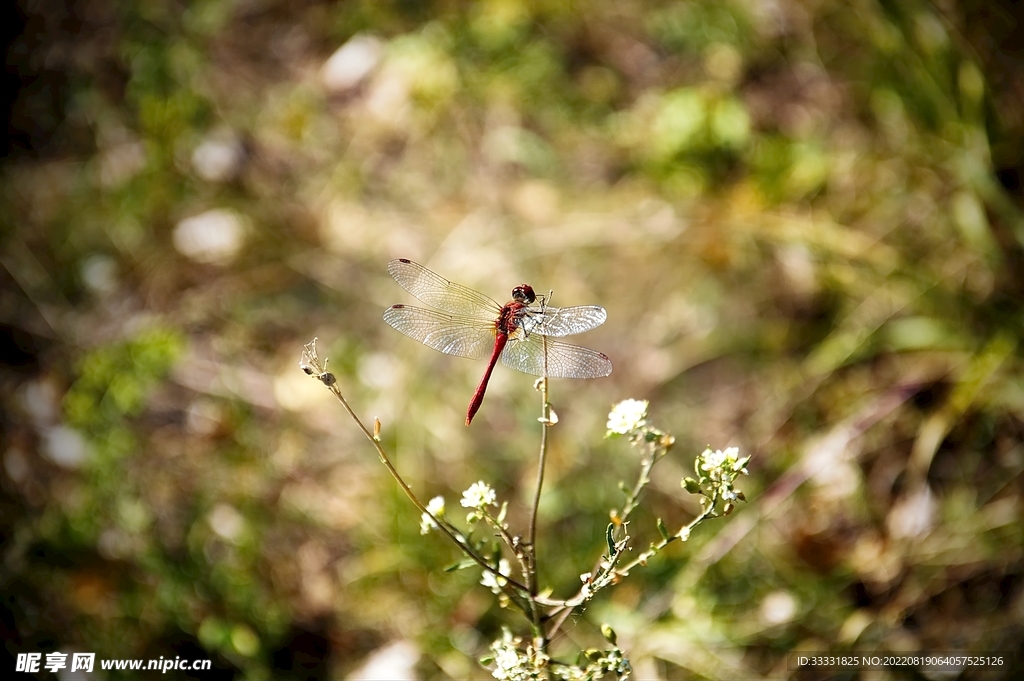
(512, 284), (536, 304)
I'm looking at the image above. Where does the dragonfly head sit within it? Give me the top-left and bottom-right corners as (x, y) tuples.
(511, 284), (536, 304)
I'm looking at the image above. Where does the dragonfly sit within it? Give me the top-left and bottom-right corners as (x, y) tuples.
(383, 258), (612, 425)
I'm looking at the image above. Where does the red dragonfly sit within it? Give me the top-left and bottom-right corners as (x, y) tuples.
(383, 258), (612, 425)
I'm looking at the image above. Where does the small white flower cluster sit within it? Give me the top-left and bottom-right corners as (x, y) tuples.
(481, 558), (511, 594)
(557, 648), (632, 681)
(605, 399), (649, 436)
(461, 481), (497, 510)
(698, 446), (746, 481)
(487, 629), (532, 681)
(461, 480), (498, 523)
(684, 446), (749, 514)
(598, 648), (632, 679)
(419, 495), (446, 535)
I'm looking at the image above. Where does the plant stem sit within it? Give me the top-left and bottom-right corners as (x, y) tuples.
(614, 494), (718, 576)
(619, 449), (656, 522)
(301, 340), (530, 595)
(526, 374), (550, 657)
(527, 376), (549, 585)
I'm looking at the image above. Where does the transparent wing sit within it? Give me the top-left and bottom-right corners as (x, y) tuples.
(519, 305), (607, 337)
(501, 332), (612, 379)
(383, 305), (496, 360)
(388, 259), (500, 319)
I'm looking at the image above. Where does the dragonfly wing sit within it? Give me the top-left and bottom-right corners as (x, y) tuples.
(520, 305), (607, 337)
(388, 259), (500, 319)
(500, 333), (612, 379)
(384, 305), (495, 360)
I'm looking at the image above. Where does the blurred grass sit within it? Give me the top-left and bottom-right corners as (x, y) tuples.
(2, 0), (1024, 678)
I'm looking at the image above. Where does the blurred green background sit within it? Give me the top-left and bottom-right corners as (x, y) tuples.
(3, 0), (1024, 678)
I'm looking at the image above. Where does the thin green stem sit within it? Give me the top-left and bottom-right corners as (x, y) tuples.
(526, 374), (551, 659)
(619, 452), (655, 522)
(480, 509), (531, 583)
(527, 376), (549, 583)
(619, 432), (672, 523)
(613, 493), (718, 576)
(301, 340), (530, 596)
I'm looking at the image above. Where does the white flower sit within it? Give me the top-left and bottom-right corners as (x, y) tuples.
(481, 558), (511, 594)
(426, 495), (445, 515)
(700, 446), (739, 472)
(419, 495), (445, 535)
(492, 646), (522, 680)
(579, 571), (596, 599)
(489, 629), (529, 681)
(461, 481), (497, 510)
(606, 399), (649, 435)
(606, 649), (632, 676)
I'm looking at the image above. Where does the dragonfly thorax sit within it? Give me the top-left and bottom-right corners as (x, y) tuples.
(512, 284), (536, 304)
(496, 301), (528, 335)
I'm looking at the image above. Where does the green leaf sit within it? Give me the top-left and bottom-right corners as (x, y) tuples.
(444, 559), (478, 572)
(682, 477), (702, 494)
(605, 523), (616, 558)
(657, 517), (671, 541)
